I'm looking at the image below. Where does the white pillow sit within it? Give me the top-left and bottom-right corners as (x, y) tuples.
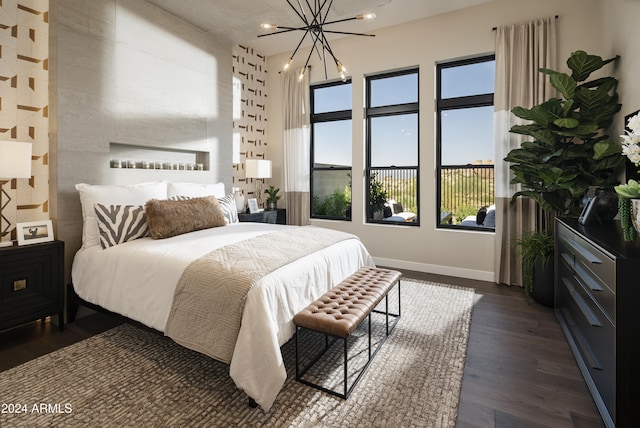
(76, 182), (168, 249)
(167, 182), (225, 199)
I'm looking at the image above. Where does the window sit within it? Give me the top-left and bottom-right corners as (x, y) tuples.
(436, 55), (495, 230)
(310, 80), (352, 220)
(366, 69), (419, 225)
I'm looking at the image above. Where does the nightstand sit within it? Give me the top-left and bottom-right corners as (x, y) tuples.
(238, 209), (286, 225)
(238, 210), (278, 224)
(0, 240), (65, 332)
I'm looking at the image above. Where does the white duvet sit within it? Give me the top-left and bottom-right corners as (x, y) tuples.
(71, 222), (374, 410)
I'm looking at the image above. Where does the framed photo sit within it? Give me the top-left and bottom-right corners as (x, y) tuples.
(17, 220), (54, 246)
(247, 198), (259, 214)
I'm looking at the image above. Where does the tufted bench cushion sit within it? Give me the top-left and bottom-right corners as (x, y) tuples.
(293, 267), (402, 338)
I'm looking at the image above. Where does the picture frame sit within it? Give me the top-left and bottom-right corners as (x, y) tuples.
(17, 220), (54, 246)
(247, 198), (259, 214)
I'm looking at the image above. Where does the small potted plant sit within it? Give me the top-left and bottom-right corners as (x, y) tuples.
(516, 232), (555, 305)
(264, 185), (281, 210)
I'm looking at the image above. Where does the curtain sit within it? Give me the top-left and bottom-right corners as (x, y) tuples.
(494, 17), (557, 286)
(282, 68), (311, 226)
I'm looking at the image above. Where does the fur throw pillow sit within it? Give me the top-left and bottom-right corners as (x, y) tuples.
(145, 196), (226, 239)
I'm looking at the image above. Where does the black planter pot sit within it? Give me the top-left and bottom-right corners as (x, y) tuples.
(531, 258), (554, 308)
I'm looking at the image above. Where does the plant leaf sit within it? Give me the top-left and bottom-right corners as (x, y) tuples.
(554, 117), (579, 128)
(549, 72), (576, 99)
(567, 50), (619, 82)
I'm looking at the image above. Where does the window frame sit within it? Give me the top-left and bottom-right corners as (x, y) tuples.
(310, 78), (353, 221)
(365, 68), (420, 226)
(436, 54), (495, 232)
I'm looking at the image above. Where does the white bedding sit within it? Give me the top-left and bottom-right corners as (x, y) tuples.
(71, 222), (374, 410)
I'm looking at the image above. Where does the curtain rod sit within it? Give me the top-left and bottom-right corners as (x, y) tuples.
(492, 15), (558, 31)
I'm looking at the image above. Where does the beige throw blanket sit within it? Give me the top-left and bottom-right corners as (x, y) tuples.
(164, 226), (356, 363)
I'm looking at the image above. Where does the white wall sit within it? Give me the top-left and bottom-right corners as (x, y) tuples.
(600, 0), (640, 133)
(265, 0), (605, 281)
(50, 0), (233, 274)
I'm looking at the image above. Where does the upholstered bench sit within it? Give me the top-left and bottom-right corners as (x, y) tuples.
(293, 266), (402, 399)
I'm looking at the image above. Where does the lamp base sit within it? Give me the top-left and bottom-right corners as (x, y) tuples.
(0, 240), (14, 248)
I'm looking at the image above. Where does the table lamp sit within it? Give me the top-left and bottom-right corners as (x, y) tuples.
(245, 159), (271, 208)
(0, 141), (33, 247)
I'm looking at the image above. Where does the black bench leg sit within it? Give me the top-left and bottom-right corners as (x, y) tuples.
(343, 337), (348, 398)
(248, 397), (258, 408)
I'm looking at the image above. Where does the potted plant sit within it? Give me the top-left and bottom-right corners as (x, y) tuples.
(505, 50), (624, 306)
(264, 185), (281, 210)
(516, 232), (555, 305)
(369, 173), (388, 220)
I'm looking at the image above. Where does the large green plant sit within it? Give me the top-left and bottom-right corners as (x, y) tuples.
(369, 173), (388, 214)
(505, 50), (624, 219)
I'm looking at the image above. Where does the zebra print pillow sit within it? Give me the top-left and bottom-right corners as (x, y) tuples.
(94, 204), (149, 249)
(217, 194), (239, 224)
(170, 194), (238, 224)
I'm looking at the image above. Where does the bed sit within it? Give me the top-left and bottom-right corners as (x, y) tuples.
(70, 181), (374, 411)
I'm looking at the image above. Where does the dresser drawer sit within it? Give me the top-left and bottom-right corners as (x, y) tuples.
(570, 233), (615, 292)
(558, 275), (614, 416)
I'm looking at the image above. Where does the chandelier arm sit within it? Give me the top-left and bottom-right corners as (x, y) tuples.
(289, 29), (312, 61)
(317, 30), (339, 66)
(296, 0), (310, 25)
(321, 16), (360, 26)
(256, 27), (308, 38)
(286, 0), (308, 25)
(321, 30), (375, 37)
(302, 43), (315, 71)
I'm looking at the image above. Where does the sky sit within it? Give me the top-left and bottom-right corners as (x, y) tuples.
(313, 60), (495, 167)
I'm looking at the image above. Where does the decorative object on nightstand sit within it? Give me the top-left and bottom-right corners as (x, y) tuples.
(264, 185), (281, 210)
(0, 240), (65, 332)
(16, 219), (55, 246)
(245, 159), (271, 208)
(0, 140), (32, 248)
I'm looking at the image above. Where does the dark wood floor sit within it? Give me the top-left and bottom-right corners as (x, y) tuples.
(0, 271), (603, 427)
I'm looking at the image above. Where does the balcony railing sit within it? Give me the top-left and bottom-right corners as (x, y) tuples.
(370, 167), (418, 214)
(440, 164), (494, 224)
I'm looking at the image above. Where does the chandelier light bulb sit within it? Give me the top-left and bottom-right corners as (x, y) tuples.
(261, 23), (277, 30)
(297, 67), (306, 82)
(356, 13), (376, 20)
(336, 60), (347, 73)
(283, 58), (293, 71)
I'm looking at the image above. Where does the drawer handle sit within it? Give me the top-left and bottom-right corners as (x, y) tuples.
(13, 279), (27, 291)
(560, 308), (603, 371)
(565, 240), (603, 264)
(560, 252), (574, 267)
(573, 264), (603, 292)
(562, 278), (602, 327)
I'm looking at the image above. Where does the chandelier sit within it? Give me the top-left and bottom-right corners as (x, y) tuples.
(259, 0), (376, 81)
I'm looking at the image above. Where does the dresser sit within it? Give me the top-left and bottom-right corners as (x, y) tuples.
(555, 218), (640, 427)
(0, 240), (65, 332)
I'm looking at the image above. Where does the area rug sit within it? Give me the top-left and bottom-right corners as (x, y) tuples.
(0, 279), (474, 428)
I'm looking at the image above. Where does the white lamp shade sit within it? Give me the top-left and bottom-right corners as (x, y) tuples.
(245, 159), (272, 179)
(0, 141), (32, 179)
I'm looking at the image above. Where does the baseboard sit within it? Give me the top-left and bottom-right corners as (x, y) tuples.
(373, 257), (494, 283)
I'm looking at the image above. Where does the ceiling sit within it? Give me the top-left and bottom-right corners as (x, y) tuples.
(144, 0), (496, 56)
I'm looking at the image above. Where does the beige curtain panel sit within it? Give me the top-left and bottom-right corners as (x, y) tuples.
(282, 68), (311, 226)
(493, 17), (557, 286)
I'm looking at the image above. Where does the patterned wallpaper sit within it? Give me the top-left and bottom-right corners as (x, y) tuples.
(232, 44), (268, 202)
(0, 0), (49, 242)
